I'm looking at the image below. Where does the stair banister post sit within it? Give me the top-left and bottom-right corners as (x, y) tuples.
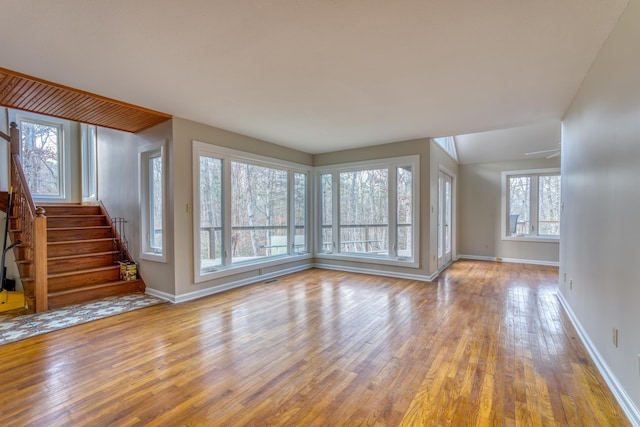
(9, 122), (19, 156)
(33, 207), (48, 312)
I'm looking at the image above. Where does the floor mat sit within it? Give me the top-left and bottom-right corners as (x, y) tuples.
(0, 294), (165, 345)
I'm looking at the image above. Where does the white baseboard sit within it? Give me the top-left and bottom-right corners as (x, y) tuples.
(313, 262), (437, 282)
(146, 261), (435, 303)
(557, 292), (640, 426)
(457, 254), (559, 267)
(144, 287), (176, 302)
(172, 264), (313, 304)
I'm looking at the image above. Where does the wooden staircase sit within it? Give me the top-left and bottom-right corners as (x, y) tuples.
(17, 204), (145, 310)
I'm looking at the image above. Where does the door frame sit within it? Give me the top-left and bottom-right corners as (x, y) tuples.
(437, 166), (457, 271)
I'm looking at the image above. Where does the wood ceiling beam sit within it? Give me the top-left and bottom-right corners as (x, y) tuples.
(0, 67), (171, 133)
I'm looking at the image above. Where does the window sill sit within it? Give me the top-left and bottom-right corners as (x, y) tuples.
(140, 251), (167, 263)
(502, 236), (559, 244)
(195, 252), (312, 283)
(315, 252), (419, 268)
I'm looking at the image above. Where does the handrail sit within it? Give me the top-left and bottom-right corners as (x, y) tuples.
(8, 122), (48, 312)
(11, 155), (37, 216)
(98, 201), (137, 264)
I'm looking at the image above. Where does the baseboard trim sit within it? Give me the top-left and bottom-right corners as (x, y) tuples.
(144, 287), (176, 303)
(457, 254), (559, 267)
(313, 262), (437, 282)
(173, 264), (313, 304)
(557, 292), (640, 426)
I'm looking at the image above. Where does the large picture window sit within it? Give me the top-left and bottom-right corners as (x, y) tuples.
(317, 156), (419, 266)
(503, 169), (561, 240)
(193, 141), (310, 281)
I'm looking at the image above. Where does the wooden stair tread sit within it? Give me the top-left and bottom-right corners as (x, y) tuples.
(48, 237), (114, 245)
(47, 226), (111, 231)
(48, 280), (141, 297)
(48, 265), (119, 279)
(45, 214), (105, 218)
(48, 251), (118, 261)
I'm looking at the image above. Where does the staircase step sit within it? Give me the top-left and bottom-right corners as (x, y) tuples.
(48, 251), (119, 274)
(47, 215), (108, 228)
(47, 280), (144, 310)
(47, 226), (113, 242)
(48, 265), (121, 292)
(38, 204), (102, 216)
(48, 238), (116, 257)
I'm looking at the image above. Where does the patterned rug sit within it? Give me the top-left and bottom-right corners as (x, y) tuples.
(0, 294), (165, 345)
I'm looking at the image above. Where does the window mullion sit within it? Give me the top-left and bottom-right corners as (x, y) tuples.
(332, 172), (339, 254)
(288, 170), (294, 255)
(388, 167), (398, 258)
(530, 175), (539, 236)
(222, 157), (232, 266)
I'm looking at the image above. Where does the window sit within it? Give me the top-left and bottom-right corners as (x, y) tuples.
(320, 173), (333, 253)
(317, 156), (419, 266)
(17, 113), (70, 200)
(193, 141), (311, 281)
(139, 143), (166, 262)
(230, 161), (288, 263)
(294, 172), (308, 254)
(434, 136), (458, 162)
(81, 124), (97, 201)
(503, 169), (560, 240)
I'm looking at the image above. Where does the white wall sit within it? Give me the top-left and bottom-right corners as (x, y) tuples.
(136, 121), (175, 295)
(458, 158), (560, 264)
(561, 0), (640, 419)
(96, 128), (141, 259)
(97, 123), (177, 295)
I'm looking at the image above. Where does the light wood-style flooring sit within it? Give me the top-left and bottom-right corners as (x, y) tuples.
(0, 261), (630, 426)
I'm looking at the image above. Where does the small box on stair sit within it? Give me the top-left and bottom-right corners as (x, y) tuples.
(119, 261), (137, 281)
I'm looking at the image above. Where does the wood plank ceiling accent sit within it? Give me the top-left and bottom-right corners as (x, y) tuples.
(0, 67), (171, 133)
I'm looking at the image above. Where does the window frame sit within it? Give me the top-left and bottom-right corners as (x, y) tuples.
(139, 141), (167, 262)
(433, 136), (458, 162)
(501, 168), (561, 243)
(81, 124), (98, 202)
(315, 155), (420, 268)
(192, 141), (312, 282)
(15, 111), (71, 202)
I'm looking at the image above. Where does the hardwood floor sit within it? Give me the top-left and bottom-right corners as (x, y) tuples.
(0, 261), (630, 426)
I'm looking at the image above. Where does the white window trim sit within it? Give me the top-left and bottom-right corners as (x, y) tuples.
(501, 167), (560, 243)
(139, 141), (167, 262)
(315, 155), (420, 268)
(192, 140), (312, 283)
(13, 111), (72, 202)
(433, 137), (459, 163)
(81, 124), (98, 202)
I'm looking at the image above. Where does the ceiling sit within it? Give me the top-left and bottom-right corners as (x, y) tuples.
(0, 0), (629, 156)
(455, 119), (561, 165)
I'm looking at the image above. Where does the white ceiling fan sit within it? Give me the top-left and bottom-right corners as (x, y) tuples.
(525, 143), (561, 159)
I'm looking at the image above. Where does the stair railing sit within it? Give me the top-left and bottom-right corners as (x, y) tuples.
(2, 122), (48, 312)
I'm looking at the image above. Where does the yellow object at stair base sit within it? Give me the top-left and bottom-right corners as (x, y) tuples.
(0, 290), (26, 312)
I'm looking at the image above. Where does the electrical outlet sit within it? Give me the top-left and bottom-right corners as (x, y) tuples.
(612, 328), (618, 347)
(569, 279), (573, 290)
